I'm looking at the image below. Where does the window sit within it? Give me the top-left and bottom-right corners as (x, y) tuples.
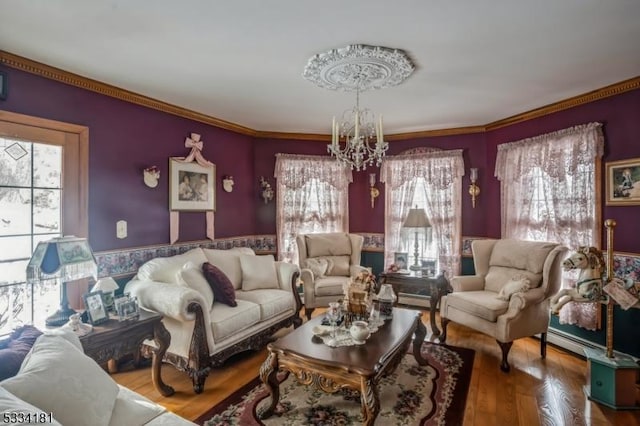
(381, 149), (464, 278)
(495, 122), (604, 329)
(274, 154), (351, 263)
(397, 178), (436, 266)
(0, 111), (88, 334)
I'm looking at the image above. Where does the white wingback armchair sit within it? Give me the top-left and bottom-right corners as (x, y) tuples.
(441, 239), (567, 372)
(296, 233), (367, 319)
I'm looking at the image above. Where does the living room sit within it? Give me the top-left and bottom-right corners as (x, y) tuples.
(1, 2), (640, 425)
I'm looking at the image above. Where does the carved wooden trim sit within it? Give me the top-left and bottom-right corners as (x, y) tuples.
(142, 300), (302, 392)
(2, 51), (638, 142)
(486, 76), (640, 130)
(0, 50), (256, 137)
(0, 110), (89, 238)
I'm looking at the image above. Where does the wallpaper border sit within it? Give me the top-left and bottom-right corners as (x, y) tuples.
(96, 235), (640, 285)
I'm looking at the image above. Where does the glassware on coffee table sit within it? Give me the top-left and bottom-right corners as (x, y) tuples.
(327, 302), (342, 339)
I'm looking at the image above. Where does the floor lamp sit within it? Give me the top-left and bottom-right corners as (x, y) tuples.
(402, 207), (431, 271)
(26, 236), (98, 327)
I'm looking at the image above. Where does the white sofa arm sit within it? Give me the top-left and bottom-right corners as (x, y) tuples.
(275, 261), (300, 291)
(125, 280), (207, 323)
(450, 275), (485, 292)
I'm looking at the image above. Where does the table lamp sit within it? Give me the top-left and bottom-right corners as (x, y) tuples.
(26, 236), (97, 327)
(402, 207), (431, 271)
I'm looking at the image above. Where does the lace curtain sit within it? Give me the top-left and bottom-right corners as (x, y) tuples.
(381, 149), (464, 278)
(274, 154), (352, 263)
(495, 122), (604, 329)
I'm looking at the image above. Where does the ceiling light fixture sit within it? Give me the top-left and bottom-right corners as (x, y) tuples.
(303, 44), (414, 170)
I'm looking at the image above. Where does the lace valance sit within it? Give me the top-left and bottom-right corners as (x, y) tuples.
(275, 154), (353, 190)
(495, 122), (604, 181)
(381, 149), (465, 189)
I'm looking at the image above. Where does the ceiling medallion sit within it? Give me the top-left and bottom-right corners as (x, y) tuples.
(303, 44), (415, 91)
(304, 44), (414, 170)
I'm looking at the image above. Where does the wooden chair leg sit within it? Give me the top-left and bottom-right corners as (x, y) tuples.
(497, 340), (513, 372)
(440, 318), (449, 343)
(540, 332), (547, 358)
(305, 307), (315, 320)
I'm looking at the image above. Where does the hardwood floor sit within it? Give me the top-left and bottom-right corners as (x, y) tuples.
(112, 310), (640, 425)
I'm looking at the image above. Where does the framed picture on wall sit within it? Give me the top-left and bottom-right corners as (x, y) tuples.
(169, 158), (216, 211)
(0, 70), (7, 100)
(605, 157), (640, 206)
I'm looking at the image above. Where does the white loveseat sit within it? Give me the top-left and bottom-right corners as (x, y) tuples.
(125, 247), (301, 393)
(0, 329), (194, 426)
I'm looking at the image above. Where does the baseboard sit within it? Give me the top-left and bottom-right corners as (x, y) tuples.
(397, 292), (432, 308)
(547, 327), (598, 356)
(547, 327), (639, 361)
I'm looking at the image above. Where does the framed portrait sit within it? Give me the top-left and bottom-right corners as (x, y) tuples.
(114, 295), (140, 321)
(393, 252), (409, 270)
(606, 157), (640, 206)
(83, 291), (110, 325)
(169, 158), (216, 211)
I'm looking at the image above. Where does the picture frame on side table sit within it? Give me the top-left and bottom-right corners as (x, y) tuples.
(606, 157), (640, 206)
(169, 158), (216, 211)
(393, 252), (409, 270)
(83, 291), (109, 325)
(114, 294), (140, 321)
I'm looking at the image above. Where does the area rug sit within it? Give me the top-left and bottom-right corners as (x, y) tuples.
(196, 342), (474, 426)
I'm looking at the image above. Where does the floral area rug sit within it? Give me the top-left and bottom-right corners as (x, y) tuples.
(196, 342), (474, 426)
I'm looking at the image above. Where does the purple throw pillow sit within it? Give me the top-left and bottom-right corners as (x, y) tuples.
(0, 325), (43, 381)
(202, 262), (237, 307)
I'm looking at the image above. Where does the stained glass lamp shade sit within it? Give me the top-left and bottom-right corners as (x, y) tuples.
(26, 236), (97, 326)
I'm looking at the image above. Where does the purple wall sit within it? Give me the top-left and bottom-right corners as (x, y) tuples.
(2, 63), (638, 255)
(486, 89), (640, 253)
(0, 66), (255, 251)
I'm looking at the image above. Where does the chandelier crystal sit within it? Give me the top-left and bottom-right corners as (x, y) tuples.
(303, 44), (414, 171)
(328, 88), (388, 170)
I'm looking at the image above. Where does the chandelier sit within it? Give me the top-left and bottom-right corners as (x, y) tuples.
(303, 44), (415, 170)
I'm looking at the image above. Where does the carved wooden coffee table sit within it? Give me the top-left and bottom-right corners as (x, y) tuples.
(258, 307), (427, 425)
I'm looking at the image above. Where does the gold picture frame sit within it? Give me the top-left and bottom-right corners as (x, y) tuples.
(169, 158), (215, 211)
(605, 157), (640, 206)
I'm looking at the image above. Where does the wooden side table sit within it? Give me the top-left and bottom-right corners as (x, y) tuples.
(79, 309), (174, 396)
(379, 271), (451, 337)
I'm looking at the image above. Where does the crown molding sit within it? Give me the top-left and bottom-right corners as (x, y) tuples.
(0, 50), (257, 137)
(486, 76), (640, 130)
(2, 50), (638, 140)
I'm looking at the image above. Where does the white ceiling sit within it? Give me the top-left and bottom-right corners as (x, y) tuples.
(1, 1), (640, 135)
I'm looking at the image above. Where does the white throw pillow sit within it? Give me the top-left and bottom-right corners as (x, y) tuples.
(176, 263), (214, 308)
(497, 277), (531, 301)
(137, 248), (207, 283)
(305, 258), (331, 278)
(1, 335), (120, 426)
(0, 387), (63, 426)
(239, 254), (279, 291)
(42, 326), (84, 351)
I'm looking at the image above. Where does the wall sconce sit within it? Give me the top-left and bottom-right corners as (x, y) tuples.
(260, 176), (274, 204)
(469, 167), (480, 208)
(143, 166), (160, 188)
(369, 173), (380, 209)
(222, 175), (234, 193)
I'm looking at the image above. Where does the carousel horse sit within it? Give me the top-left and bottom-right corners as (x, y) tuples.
(550, 246), (605, 314)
